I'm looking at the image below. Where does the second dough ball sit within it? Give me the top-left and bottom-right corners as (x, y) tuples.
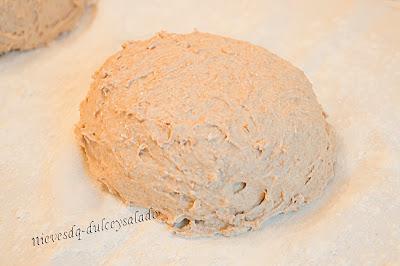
(76, 31), (336, 237)
(0, 0), (94, 54)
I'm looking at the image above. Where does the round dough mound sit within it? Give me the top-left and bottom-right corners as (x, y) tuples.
(76, 32), (336, 237)
(0, 0), (93, 54)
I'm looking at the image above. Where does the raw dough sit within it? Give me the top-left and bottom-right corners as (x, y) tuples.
(76, 31), (336, 237)
(0, 0), (94, 54)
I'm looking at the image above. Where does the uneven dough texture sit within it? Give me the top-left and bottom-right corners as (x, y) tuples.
(0, 0), (94, 54)
(76, 32), (336, 237)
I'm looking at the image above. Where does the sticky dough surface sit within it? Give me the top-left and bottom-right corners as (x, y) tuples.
(76, 32), (336, 236)
(0, 0), (92, 54)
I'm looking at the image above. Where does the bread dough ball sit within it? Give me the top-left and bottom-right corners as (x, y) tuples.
(76, 32), (336, 236)
(0, 0), (94, 54)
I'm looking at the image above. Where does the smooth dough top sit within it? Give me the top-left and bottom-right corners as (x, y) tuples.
(0, 0), (93, 54)
(76, 31), (336, 237)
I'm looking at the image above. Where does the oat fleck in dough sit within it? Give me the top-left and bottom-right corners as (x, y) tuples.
(0, 0), (95, 54)
(76, 32), (336, 237)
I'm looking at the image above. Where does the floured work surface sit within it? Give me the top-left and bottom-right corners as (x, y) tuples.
(0, 0), (399, 265)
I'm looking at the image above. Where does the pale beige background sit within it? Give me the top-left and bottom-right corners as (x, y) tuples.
(0, 0), (399, 265)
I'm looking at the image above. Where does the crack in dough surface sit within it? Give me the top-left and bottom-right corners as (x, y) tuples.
(76, 31), (336, 237)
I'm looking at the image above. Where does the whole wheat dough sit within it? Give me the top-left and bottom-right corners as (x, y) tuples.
(76, 31), (336, 237)
(0, 0), (94, 54)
